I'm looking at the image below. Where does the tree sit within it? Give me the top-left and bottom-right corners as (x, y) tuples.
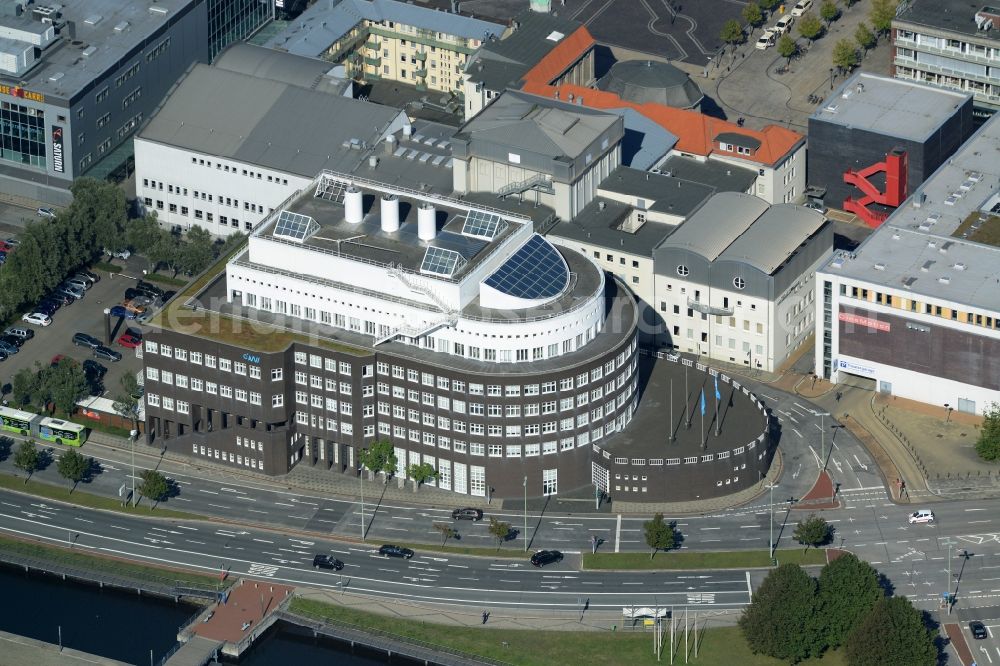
(10, 368), (38, 410)
(845, 596), (937, 666)
(13, 441), (40, 483)
(757, 0), (779, 11)
(488, 516), (512, 550)
(854, 22), (876, 55)
(112, 374), (142, 435)
(125, 213), (163, 255)
(137, 469), (169, 507)
(869, 0), (897, 36)
(820, 0), (840, 25)
(976, 402), (1000, 461)
(147, 230), (180, 275)
(218, 232), (247, 258)
(45, 358), (88, 417)
(818, 553), (882, 648)
(739, 563), (823, 662)
(643, 513), (677, 559)
(57, 448), (92, 493)
(405, 462), (438, 492)
(797, 13), (824, 42)
(357, 439), (398, 481)
(777, 34), (799, 64)
(178, 226), (216, 276)
(794, 513), (833, 551)
(69, 178), (128, 255)
(433, 522), (458, 545)
(832, 38), (860, 71)
(742, 2), (764, 32)
(720, 19), (745, 48)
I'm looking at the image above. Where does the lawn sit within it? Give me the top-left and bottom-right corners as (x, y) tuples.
(955, 211), (1000, 247)
(0, 533), (222, 590)
(290, 599), (847, 666)
(0, 472), (205, 521)
(584, 549), (828, 570)
(143, 272), (189, 287)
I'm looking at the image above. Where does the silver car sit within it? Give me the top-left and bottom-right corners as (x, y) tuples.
(57, 284), (85, 300)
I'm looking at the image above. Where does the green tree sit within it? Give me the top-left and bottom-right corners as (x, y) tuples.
(405, 461), (438, 492)
(797, 13), (824, 42)
(977, 402), (1000, 461)
(868, 0), (897, 36)
(643, 513), (678, 559)
(739, 563), (823, 662)
(69, 178), (128, 255)
(357, 439), (398, 481)
(742, 2), (764, 31)
(832, 38), (860, 71)
(147, 230), (180, 275)
(777, 34), (799, 64)
(45, 357), (88, 417)
(13, 441), (40, 483)
(218, 232), (247, 258)
(820, 0), (840, 24)
(125, 213), (163, 255)
(818, 553), (882, 648)
(112, 374), (143, 435)
(137, 469), (169, 507)
(57, 448), (92, 493)
(854, 22), (876, 55)
(178, 226), (216, 276)
(11, 367), (38, 410)
(720, 19), (745, 47)
(434, 522), (458, 545)
(794, 513), (833, 551)
(488, 516), (512, 550)
(758, 0), (779, 11)
(845, 596), (937, 666)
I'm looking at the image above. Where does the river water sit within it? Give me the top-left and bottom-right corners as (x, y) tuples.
(0, 565), (427, 665)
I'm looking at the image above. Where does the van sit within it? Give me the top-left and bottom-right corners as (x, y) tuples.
(4, 326), (33, 341)
(908, 509), (935, 524)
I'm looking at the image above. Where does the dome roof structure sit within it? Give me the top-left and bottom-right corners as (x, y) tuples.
(597, 60), (704, 110)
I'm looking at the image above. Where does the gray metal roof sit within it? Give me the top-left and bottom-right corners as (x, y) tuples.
(599, 166), (716, 217)
(719, 205), (827, 275)
(263, 0), (504, 58)
(547, 196), (677, 258)
(596, 60), (703, 109)
(0, 0), (198, 99)
(213, 43), (352, 96)
(656, 155), (757, 194)
(138, 64), (405, 177)
(613, 107), (678, 170)
(457, 89), (619, 160)
(657, 192), (768, 262)
(896, 0), (1000, 42)
(464, 10), (583, 90)
(811, 72), (971, 143)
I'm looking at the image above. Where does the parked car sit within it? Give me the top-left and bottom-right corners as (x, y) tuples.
(106, 248), (131, 260)
(312, 554), (344, 570)
(5, 238), (19, 246)
(970, 620), (989, 640)
(73, 332), (103, 349)
(76, 269), (100, 283)
(83, 359), (107, 380)
(72, 272), (97, 287)
(378, 544), (414, 559)
(530, 550), (563, 567)
(0, 349), (7, 361)
(118, 332), (142, 348)
(0, 340), (19, 355)
(35, 302), (58, 316)
(755, 29), (776, 50)
(93, 345), (123, 362)
(908, 509), (935, 524)
(4, 327), (33, 342)
(452, 507), (484, 521)
(22, 312), (52, 326)
(46, 292), (72, 306)
(135, 280), (164, 298)
(0, 335), (24, 349)
(773, 14), (794, 34)
(57, 284), (84, 300)
(36, 207), (56, 218)
(109, 305), (138, 320)
(0, 240), (13, 252)
(65, 277), (90, 292)
(790, 0), (812, 16)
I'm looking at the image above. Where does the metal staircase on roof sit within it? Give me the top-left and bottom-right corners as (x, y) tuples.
(377, 265), (458, 345)
(497, 174), (555, 198)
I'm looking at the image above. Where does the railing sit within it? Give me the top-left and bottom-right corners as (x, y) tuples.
(387, 264), (454, 313)
(497, 174), (555, 198)
(686, 297), (733, 316)
(374, 313), (458, 345)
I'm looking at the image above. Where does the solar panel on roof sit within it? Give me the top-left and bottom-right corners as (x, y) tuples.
(273, 210), (319, 242)
(483, 235), (567, 300)
(316, 178), (349, 203)
(420, 246), (467, 277)
(462, 210), (507, 240)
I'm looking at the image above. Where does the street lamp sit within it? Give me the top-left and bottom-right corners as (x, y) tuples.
(129, 429), (138, 507)
(359, 466), (365, 541)
(944, 403), (953, 424)
(523, 476), (528, 553)
(942, 538), (957, 612)
(767, 483), (777, 561)
(829, 67), (835, 90)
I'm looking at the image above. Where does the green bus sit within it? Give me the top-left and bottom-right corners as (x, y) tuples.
(38, 417), (89, 447)
(0, 405), (36, 436)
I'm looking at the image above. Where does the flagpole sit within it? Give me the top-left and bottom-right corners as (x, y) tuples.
(715, 386), (720, 437)
(670, 378), (675, 442)
(700, 389), (705, 450)
(684, 365), (691, 429)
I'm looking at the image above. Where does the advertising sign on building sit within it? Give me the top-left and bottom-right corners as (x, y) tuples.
(51, 125), (64, 173)
(838, 358), (877, 377)
(838, 311), (890, 332)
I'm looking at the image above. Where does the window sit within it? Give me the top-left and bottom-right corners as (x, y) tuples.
(676, 265), (689, 276)
(272, 394), (283, 407)
(542, 469), (558, 496)
(271, 368), (283, 381)
(733, 277), (746, 290)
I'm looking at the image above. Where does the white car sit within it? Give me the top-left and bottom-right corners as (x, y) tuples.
(36, 207), (56, 219)
(774, 15), (794, 35)
(755, 29), (777, 50)
(22, 312), (52, 327)
(908, 509), (935, 524)
(790, 0), (812, 17)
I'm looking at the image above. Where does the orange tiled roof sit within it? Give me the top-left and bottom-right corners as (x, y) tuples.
(520, 43), (803, 168)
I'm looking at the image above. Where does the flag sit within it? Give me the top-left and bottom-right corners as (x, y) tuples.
(714, 376), (721, 401)
(700, 389), (706, 416)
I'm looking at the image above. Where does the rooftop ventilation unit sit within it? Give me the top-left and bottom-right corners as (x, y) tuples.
(954, 262), (967, 271)
(874, 262), (886, 271)
(149, 5), (169, 15)
(47, 72), (63, 82)
(114, 21), (130, 32)
(83, 14), (102, 25)
(418, 202), (436, 240)
(344, 186), (363, 224)
(380, 194), (400, 233)
(938, 276), (951, 284)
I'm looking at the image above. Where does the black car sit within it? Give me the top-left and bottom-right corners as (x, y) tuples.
(452, 507), (484, 521)
(47, 292), (72, 306)
(83, 359), (107, 378)
(0, 349), (7, 361)
(379, 544), (414, 559)
(970, 621), (989, 640)
(73, 332), (102, 349)
(0, 335), (23, 348)
(38, 299), (61, 313)
(312, 554), (344, 570)
(93, 345), (122, 362)
(530, 550), (563, 567)
(0, 340), (19, 355)
(135, 280), (164, 298)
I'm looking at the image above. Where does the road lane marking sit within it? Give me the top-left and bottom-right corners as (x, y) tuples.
(615, 514), (622, 553)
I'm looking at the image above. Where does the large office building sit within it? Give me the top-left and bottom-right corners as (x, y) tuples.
(0, 0), (271, 203)
(261, 0), (503, 96)
(892, 0), (1000, 120)
(808, 72), (974, 226)
(142, 170), (640, 499)
(815, 112), (1000, 415)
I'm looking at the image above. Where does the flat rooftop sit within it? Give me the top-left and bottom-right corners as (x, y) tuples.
(548, 196), (676, 258)
(896, 0), (1000, 42)
(656, 155), (757, 194)
(0, 0), (197, 98)
(599, 166), (717, 216)
(812, 72), (970, 143)
(820, 111), (1000, 310)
